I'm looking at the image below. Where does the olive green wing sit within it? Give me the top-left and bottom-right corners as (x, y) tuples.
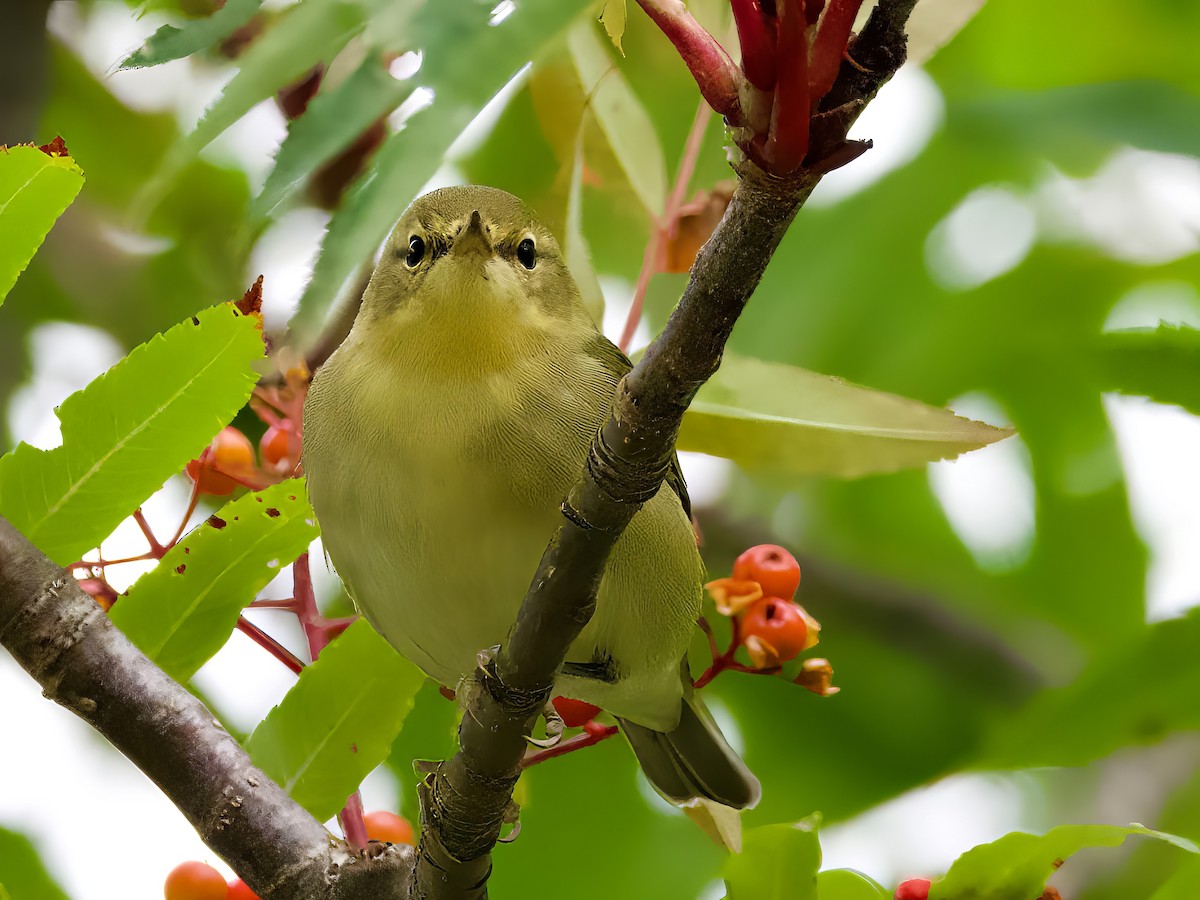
(587, 334), (693, 520)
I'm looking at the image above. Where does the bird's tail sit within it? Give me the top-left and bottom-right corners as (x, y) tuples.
(618, 692), (761, 809)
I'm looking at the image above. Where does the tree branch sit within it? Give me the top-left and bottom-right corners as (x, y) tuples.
(0, 516), (414, 900)
(413, 2), (920, 896)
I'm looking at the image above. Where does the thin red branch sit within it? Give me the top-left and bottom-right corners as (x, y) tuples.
(521, 724), (619, 768)
(236, 616), (306, 675)
(634, 0), (745, 124)
(808, 0), (866, 102)
(132, 508), (165, 557)
(339, 791), (369, 850)
(167, 477), (203, 549)
(731, 0), (778, 90)
(765, 0), (812, 173)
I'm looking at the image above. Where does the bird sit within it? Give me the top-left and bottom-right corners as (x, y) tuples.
(303, 184), (759, 810)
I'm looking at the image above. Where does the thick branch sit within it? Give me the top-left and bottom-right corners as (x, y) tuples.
(414, 2), (918, 896)
(0, 517), (414, 900)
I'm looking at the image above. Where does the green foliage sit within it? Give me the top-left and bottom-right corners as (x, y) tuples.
(245, 619), (424, 822)
(0, 828), (69, 900)
(725, 815), (822, 900)
(1099, 324), (1200, 416)
(1149, 856), (1200, 900)
(815, 869), (889, 900)
(0, 145), (83, 305)
(679, 353), (1013, 476)
(120, 0), (263, 69)
(110, 479), (318, 682)
(0, 304), (263, 565)
(931, 824), (1199, 900)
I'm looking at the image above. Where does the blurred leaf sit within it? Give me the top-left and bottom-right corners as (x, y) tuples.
(120, 0), (263, 69)
(980, 608), (1200, 770)
(0, 303), (262, 565)
(245, 618), (424, 821)
(599, 0), (628, 55)
(724, 815), (821, 900)
(0, 144), (84, 305)
(678, 353), (1012, 477)
(110, 480), (318, 682)
(931, 824), (1198, 900)
(1098, 324), (1200, 416)
(255, 53), (411, 215)
(565, 123), (606, 325)
(568, 18), (666, 218)
(0, 827), (69, 900)
(816, 869), (889, 900)
(1149, 856), (1200, 900)
(294, 0), (593, 334)
(385, 677), (460, 823)
(905, 0), (987, 65)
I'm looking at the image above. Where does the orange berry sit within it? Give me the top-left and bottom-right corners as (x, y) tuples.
(186, 427), (255, 495)
(362, 810), (415, 845)
(227, 879), (258, 900)
(740, 597), (809, 665)
(552, 696), (602, 727)
(732, 544), (801, 599)
(895, 877), (931, 900)
(259, 421), (301, 471)
(164, 861), (228, 900)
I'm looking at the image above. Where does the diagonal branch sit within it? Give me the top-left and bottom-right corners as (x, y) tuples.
(412, 1), (921, 896)
(0, 516), (414, 900)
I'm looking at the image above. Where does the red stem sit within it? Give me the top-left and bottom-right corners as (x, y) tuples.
(522, 725), (620, 767)
(249, 597), (303, 610)
(805, 0), (826, 24)
(236, 616), (306, 674)
(619, 102), (713, 352)
(808, 0), (865, 102)
(293, 552), (327, 660)
(339, 791), (369, 850)
(132, 508), (165, 557)
(167, 477), (203, 549)
(765, 0), (811, 174)
(731, 0), (778, 90)
(635, 0), (745, 124)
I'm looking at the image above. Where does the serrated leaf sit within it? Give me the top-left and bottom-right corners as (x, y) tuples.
(931, 824), (1199, 900)
(293, 0), (593, 334)
(979, 607), (1200, 770)
(599, 0), (628, 54)
(0, 304), (263, 565)
(677, 353), (1012, 477)
(568, 18), (666, 217)
(1098, 324), (1200, 416)
(0, 827), (70, 900)
(109, 480), (318, 682)
(0, 145), (84, 305)
(158, 0), (366, 181)
(245, 618), (424, 821)
(120, 0), (263, 69)
(724, 815), (821, 900)
(815, 869), (889, 900)
(255, 52), (412, 216)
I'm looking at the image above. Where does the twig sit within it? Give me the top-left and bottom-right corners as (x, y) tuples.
(236, 616), (306, 675)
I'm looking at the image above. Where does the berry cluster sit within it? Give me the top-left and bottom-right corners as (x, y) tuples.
(164, 812), (414, 898)
(699, 544), (836, 693)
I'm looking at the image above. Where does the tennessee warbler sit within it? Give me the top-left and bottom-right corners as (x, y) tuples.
(303, 186), (759, 810)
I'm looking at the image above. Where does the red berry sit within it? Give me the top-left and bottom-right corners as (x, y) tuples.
(740, 597), (809, 665)
(259, 421), (301, 471)
(362, 810), (415, 845)
(227, 880), (259, 900)
(895, 877), (932, 900)
(552, 696), (602, 727)
(733, 544), (802, 599)
(164, 861), (228, 900)
(186, 427), (256, 496)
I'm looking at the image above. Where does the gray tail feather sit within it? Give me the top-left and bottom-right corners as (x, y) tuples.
(618, 694), (761, 810)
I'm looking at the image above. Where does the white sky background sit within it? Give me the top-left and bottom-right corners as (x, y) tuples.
(4, 3), (1200, 897)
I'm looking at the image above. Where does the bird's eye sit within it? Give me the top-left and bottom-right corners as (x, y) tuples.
(517, 237), (536, 270)
(405, 235), (425, 267)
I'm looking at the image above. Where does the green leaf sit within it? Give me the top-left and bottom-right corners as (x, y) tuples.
(931, 824), (1199, 900)
(599, 0), (628, 55)
(1098, 324), (1200, 416)
(568, 18), (666, 217)
(245, 618), (424, 821)
(255, 53), (412, 215)
(678, 353), (1013, 477)
(0, 145), (84, 305)
(120, 0), (263, 69)
(565, 120), (605, 326)
(0, 827), (70, 900)
(109, 480), (318, 682)
(979, 607), (1200, 770)
(293, 0), (593, 334)
(815, 869), (889, 900)
(0, 304), (263, 565)
(725, 815), (821, 900)
(1150, 856), (1200, 900)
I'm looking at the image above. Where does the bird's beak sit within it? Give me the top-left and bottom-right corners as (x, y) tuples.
(453, 210), (492, 260)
